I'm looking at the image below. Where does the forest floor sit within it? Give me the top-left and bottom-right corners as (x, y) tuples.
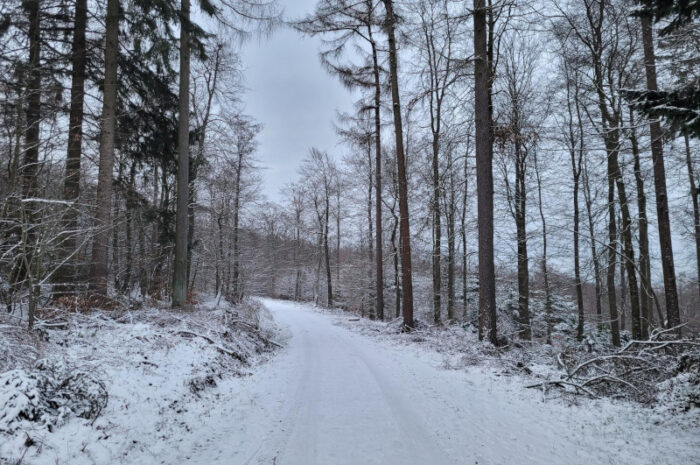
(1, 298), (698, 464)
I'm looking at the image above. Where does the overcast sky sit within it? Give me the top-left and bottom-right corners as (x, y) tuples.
(240, 0), (356, 202)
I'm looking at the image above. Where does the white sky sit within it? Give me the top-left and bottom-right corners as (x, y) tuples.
(241, 0), (356, 202)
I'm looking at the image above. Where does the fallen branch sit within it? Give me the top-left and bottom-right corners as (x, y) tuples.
(174, 330), (248, 365)
(525, 380), (598, 398)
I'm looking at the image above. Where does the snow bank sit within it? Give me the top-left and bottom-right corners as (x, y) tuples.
(0, 297), (280, 465)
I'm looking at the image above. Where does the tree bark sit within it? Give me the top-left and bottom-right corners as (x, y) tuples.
(534, 152), (552, 344)
(20, 0), (41, 328)
(640, 15), (680, 330)
(90, 0), (119, 296)
(56, 0), (87, 296)
(513, 132), (530, 340)
(684, 132), (700, 301)
(446, 149), (456, 321)
(606, 172), (621, 346)
(232, 149), (243, 302)
(325, 195), (333, 307)
(172, 0), (191, 307)
(474, 0), (497, 345)
(431, 126), (442, 325)
(370, 26), (384, 321)
(383, 0), (413, 328)
(583, 164), (603, 330)
(461, 144), (469, 321)
(629, 107), (653, 336)
(565, 68), (585, 341)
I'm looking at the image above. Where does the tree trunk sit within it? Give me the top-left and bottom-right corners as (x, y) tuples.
(431, 129), (442, 325)
(216, 215), (223, 295)
(383, 0), (413, 329)
(366, 142), (374, 318)
(232, 150), (243, 302)
(56, 0), (87, 296)
(324, 196), (333, 307)
(370, 31), (384, 321)
(461, 145), (469, 321)
(474, 0), (497, 345)
(565, 69), (585, 341)
(629, 107), (653, 336)
(534, 153), (552, 344)
(640, 15), (680, 331)
(446, 149), (456, 321)
(391, 211), (400, 318)
(514, 139), (530, 340)
(172, 0), (191, 307)
(90, 0), (119, 296)
(21, 0), (40, 203)
(619, 233), (627, 332)
(19, 0), (41, 328)
(583, 164), (603, 330)
(123, 161), (136, 294)
(611, 146), (642, 339)
(684, 132), (700, 301)
(606, 173), (621, 346)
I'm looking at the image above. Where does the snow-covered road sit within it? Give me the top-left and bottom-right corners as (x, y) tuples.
(228, 299), (698, 465)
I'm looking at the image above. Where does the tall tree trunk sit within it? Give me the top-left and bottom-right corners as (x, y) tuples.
(619, 231), (627, 332)
(566, 68), (585, 341)
(606, 173), (621, 346)
(22, 0), (40, 203)
(383, 0), (413, 328)
(123, 160), (136, 294)
(461, 145), (469, 320)
(474, 0), (497, 345)
(336, 191), (341, 291)
(370, 29), (384, 321)
(684, 132), (700, 301)
(56, 0), (87, 296)
(534, 152), (552, 344)
(611, 146), (642, 339)
(90, 0), (119, 296)
(112, 161), (122, 290)
(446, 149), (456, 321)
(232, 151), (242, 302)
(366, 142), (374, 317)
(431, 129), (442, 324)
(187, 183), (195, 289)
(514, 141), (530, 340)
(640, 15), (680, 330)
(21, 0), (41, 328)
(391, 211), (400, 318)
(629, 107), (653, 336)
(216, 215), (223, 295)
(172, 0), (190, 307)
(583, 164), (603, 330)
(324, 197), (333, 307)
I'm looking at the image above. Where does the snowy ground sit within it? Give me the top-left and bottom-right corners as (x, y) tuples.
(0, 298), (280, 465)
(2, 298), (698, 464)
(234, 299), (699, 465)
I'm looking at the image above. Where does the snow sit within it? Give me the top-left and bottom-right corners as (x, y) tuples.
(0, 299), (279, 465)
(236, 300), (700, 465)
(1, 298), (698, 464)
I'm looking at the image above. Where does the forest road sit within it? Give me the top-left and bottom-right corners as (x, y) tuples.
(228, 299), (695, 465)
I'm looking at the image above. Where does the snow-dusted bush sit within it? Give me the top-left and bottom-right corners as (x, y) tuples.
(0, 358), (107, 434)
(658, 354), (700, 411)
